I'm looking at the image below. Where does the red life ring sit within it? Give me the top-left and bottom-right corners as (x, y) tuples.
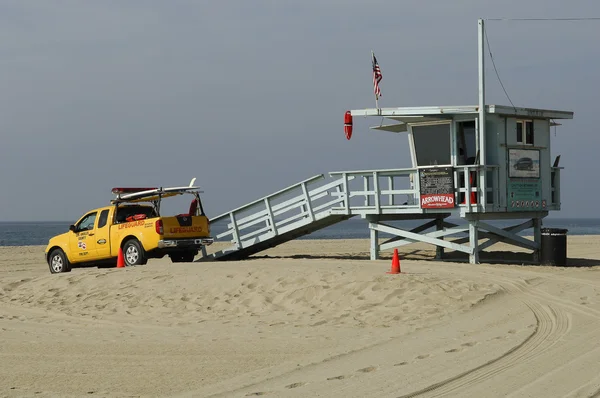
(344, 111), (353, 140)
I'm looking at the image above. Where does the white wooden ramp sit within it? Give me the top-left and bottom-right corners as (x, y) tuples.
(198, 174), (357, 261)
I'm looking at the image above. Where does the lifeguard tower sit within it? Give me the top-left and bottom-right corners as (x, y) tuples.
(344, 102), (571, 264)
(342, 19), (573, 264)
(200, 19), (573, 264)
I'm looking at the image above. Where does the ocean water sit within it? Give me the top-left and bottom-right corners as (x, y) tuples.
(1, 218), (599, 247)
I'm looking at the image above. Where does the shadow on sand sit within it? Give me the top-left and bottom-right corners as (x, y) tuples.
(248, 249), (600, 268)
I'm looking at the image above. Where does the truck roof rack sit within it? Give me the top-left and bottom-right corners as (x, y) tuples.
(111, 178), (203, 204)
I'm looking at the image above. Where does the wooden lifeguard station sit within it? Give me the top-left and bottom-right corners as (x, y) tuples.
(346, 102), (572, 263)
(200, 19), (573, 264)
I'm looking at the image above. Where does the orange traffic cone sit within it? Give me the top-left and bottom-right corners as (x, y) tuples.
(387, 248), (401, 274)
(117, 248), (125, 268)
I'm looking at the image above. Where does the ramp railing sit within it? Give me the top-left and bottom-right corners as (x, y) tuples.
(327, 165), (499, 215)
(327, 168), (420, 215)
(208, 174), (353, 251)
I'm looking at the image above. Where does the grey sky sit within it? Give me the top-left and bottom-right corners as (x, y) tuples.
(1, 0), (598, 221)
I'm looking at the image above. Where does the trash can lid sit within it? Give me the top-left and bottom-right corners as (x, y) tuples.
(541, 227), (568, 235)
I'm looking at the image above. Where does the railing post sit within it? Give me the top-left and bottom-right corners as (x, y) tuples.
(334, 184), (342, 207)
(465, 168), (472, 208)
(551, 170), (556, 205)
(343, 173), (350, 214)
(493, 166), (499, 211)
(388, 176), (394, 206)
(435, 217), (444, 260)
(230, 213), (241, 248)
(469, 220), (479, 264)
(412, 169), (420, 206)
(363, 175), (370, 207)
(533, 217), (542, 262)
(479, 166), (486, 212)
(454, 168), (460, 206)
(373, 171), (380, 213)
(369, 223), (379, 260)
(264, 198), (278, 236)
(301, 182), (315, 222)
(555, 169), (561, 208)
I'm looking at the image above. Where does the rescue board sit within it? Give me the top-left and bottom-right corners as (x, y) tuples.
(112, 178), (202, 203)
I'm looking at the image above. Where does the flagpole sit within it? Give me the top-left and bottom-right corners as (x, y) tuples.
(372, 50), (379, 109)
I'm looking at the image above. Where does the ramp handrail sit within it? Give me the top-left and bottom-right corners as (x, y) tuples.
(209, 174), (325, 223)
(211, 174), (353, 248)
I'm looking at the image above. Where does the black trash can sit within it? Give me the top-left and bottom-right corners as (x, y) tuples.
(540, 228), (568, 266)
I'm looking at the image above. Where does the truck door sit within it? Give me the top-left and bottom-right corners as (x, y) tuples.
(69, 211), (98, 262)
(94, 209), (112, 259)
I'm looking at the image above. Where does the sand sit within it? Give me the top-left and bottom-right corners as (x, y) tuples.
(0, 237), (599, 397)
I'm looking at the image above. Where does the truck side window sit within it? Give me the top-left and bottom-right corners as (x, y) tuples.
(98, 209), (110, 228)
(76, 212), (97, 232)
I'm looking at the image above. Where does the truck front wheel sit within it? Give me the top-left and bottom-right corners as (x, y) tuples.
(122, 239), (147, 266)
(48, 249), (72, 274)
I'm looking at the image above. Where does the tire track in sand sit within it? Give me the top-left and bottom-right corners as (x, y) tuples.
(396, 272), (572, 398)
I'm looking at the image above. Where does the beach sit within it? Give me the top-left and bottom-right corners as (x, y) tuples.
(1, 238), (599, 397)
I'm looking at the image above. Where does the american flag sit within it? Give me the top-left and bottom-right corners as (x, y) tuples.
(372, 54), (382, 98)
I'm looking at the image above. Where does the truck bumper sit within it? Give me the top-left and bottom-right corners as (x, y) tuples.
(157, 238), (214, 249)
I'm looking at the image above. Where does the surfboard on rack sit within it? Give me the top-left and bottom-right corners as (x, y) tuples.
(111, 178), (202, 203)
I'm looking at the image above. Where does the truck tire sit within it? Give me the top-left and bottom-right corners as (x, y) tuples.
(122, 239), (146, 266)
(48, 249), (72, 274)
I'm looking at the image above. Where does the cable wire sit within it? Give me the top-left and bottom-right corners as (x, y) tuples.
(483, 25), (517, 110)
(481, 16), (600, 108)
(485, 17), (600, 21)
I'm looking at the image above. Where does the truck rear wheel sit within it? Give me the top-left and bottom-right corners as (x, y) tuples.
(122, 239), (147, 266)
(48, 249), (72, 274)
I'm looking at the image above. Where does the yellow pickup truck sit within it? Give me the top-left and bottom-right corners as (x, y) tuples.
(44, 180), (213, 273)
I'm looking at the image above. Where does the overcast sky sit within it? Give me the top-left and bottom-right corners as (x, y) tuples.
(1, 0), (598, 221)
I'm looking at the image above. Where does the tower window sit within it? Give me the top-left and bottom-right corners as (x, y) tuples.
(517, 120), (534, 145)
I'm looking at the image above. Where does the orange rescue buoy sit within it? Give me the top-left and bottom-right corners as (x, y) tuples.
(344, 111), (353, 140)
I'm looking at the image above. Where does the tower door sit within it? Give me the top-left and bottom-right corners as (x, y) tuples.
(456, 120), (477, 165)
